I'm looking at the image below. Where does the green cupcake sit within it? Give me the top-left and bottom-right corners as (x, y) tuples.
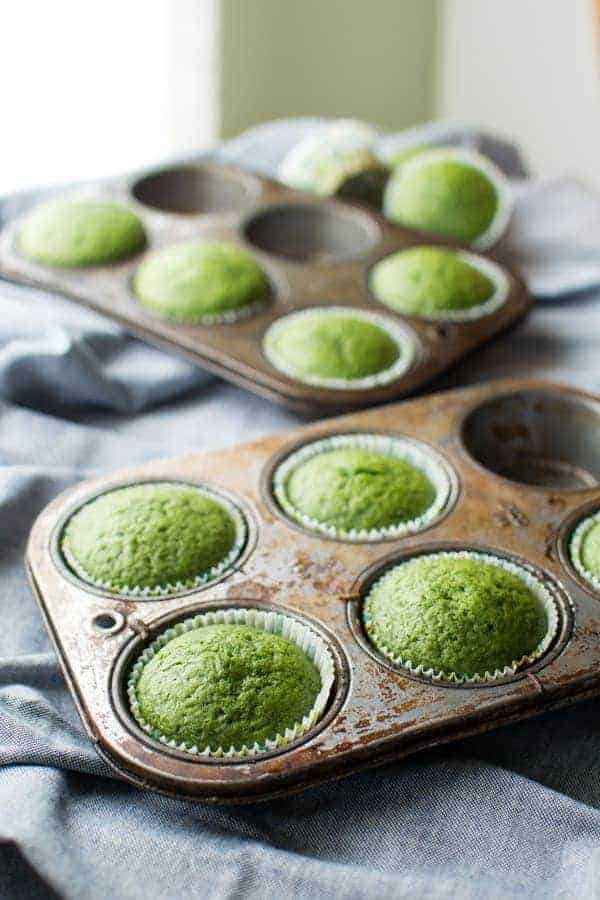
(264, 308), (413, 389)
(370, 246), (507, 320)
(273, 434), (451, 540)
(18, 198), (146, 268)
(278, 120), (388, 206)
(129, 616), (329, 754)
(61, 482), (245, 595)
(383, 148), (511, 249)
(570, 512), (600, 590)
(364, 553), (554, 681)
(133, 241), (270, 324)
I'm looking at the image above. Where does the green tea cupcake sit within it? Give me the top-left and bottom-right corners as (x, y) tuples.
(133, 240), (270, 324)
(370, 246), (509, 320)
(570, 511), (600, 591)
(363, 551), (556, 682)
(273, 433), (452, 541)
(61, 482), (247, 596)
(18, 198), (146, 268)
(278, 120), (388, 205)
(128, 607), (335, 757)
(263, 307), (416, 389)
(383, 148), (512, 249)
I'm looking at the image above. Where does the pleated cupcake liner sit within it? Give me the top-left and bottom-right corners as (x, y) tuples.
(263, 306), (418, 390)
(385, 146), (513, 251)
(363, 550), (559, 684)
(273, 432), (453, 542)
(127, 606), (336, 759)
(569, 511), (600, 591)
(61, 482), (248, 598)
(136, 293), (271, 327)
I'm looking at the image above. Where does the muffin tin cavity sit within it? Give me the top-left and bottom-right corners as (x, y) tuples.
(268, 432), (457, 541)
(349, 545), (573, 688)
(131, 165), (260, 215)
(461, 389), (600, 490)
(243, 202), (380, 263)
(111, 602), (348, 764)
(54, 480), (253, 600)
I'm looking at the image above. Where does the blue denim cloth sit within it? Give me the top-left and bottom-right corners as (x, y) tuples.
(2, 120), (600, 900)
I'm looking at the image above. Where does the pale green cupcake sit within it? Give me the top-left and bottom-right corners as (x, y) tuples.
(263, 308), (415, 389)
(278, 120), (388, 206)
(133, 240), (270, 324)
(570, 512), (600, 590)
(18, 198), (146, 267)
(370, 245), (508, 320)
(383, 148), (512, 249)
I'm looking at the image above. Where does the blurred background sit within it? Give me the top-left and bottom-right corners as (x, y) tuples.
(3, 0), (598, 193)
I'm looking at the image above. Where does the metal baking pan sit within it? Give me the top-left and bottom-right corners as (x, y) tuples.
(0, 162), (531, 413)
(25, 378), (600, 803)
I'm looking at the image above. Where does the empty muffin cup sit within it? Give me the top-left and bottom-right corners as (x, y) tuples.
(461, 389), (600, 490)
(127, 606), (335, 759)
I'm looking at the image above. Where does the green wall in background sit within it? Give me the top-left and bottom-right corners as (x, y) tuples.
(219, 0), (438, 138)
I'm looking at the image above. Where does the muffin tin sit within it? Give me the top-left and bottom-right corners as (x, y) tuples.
(26, 377), (600, 803)
(0, 162), (531, 413)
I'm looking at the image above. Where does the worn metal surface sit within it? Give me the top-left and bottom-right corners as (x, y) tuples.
(0, 163), (531, 413)
(26, 378), (600, 803)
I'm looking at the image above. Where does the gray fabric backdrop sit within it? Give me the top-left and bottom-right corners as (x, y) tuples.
(1, 120), (600, 900)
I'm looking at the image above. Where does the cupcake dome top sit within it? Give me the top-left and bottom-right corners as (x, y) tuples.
(62, 482), (244, 594)
(133, 240), (270, 323)
(18, 198), (146, 268)
(132, 623), (322, 751)
(263, 308), (410, 389)
(370, 246), (500, 318)
(570, 513), (600, 589)
(364, 554), (550, 679)
(282, 447), (436, 534)
(383, 148), (510, 248)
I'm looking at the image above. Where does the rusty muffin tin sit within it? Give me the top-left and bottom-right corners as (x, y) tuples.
(0, 162), (530, 413)
(26, 377), (600, 804)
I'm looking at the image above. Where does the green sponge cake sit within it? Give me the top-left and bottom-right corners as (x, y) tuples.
(133, 241), (270, 323)
(280, 449), (435, 534)
(278, 120), (388, 205)
(62, 482), (245, 594)
(131, 623), (322, 751)
(18, 198), (146, 268)
(370, 246), (506, 319)
(364, 553), (552, 679)
(273, 434), (450, 540)
(570, 513), (600, 588)
(264, 308), (413, 389)
(383, 148), (511, 249)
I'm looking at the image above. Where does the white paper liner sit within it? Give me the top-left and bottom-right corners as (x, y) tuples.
(363, 550), (559, 684)
(273, 433), (452, 542)
(570, 511), (600, 591)
(372, 248), (510, 323)
(278, 121), (380, 195)
(263, 307), (418, 390)
(383, 146), (513, 251)
(127, 607), (336, 758)
(61, 482), (248, 598)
